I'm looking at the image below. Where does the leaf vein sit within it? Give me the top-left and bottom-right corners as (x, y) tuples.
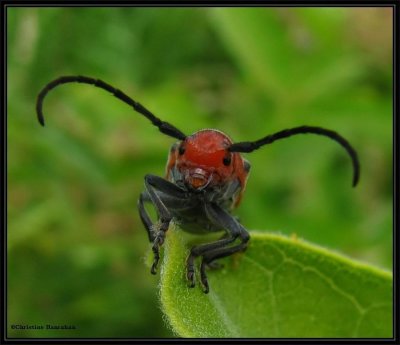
(243, 255), (280, 336)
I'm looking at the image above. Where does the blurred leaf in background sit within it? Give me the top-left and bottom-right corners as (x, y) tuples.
(7, 6), (392, 338)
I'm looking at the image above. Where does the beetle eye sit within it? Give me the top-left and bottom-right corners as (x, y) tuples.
(222, 156), (231, 166)
(179, 146), (185, 155)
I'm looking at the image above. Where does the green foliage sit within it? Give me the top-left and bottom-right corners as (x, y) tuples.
(160, 227), (392, 338)
(8, 7), (392, 338)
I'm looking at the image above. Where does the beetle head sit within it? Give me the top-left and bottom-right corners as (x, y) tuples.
(175, 129), (236, 191)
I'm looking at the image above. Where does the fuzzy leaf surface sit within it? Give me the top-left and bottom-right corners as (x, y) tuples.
(159, 228), (392, 338)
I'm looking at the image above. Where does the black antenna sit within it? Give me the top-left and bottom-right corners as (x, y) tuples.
(36, 76), (187, 141)
(229, 126), (360, 187)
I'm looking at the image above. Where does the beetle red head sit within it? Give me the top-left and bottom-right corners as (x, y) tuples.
(174, 129), (237, 190)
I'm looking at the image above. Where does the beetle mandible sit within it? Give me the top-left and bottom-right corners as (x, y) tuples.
(36, 76), (360, 293)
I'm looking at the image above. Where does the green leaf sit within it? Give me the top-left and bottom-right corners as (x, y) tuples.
(159, 227), (392, 338)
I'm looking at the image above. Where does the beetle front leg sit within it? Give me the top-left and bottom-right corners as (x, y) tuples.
(200, 230), (249, 293)
(138, 192), (156, 242)
(202, 203), (249, 293)
(186, 234), (236, 288)
(138, 191), (174, 274)
(141, 174), (189, 274)
(186, 203), (250, 293)
(144, 175), (173, 274)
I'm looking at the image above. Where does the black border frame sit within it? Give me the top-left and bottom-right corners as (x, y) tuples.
(2, 1), (398, 343)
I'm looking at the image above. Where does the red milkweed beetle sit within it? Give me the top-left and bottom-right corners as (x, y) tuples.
(36, 76), (360, 293)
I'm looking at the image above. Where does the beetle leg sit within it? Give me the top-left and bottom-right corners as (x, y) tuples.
(185, 203), (249, 292)
(186, 234), (237, 288)
(145, 174), (187, 197)
(200, 234), (249, 293)
(142, 174), (188, 274)
(138, 192), (156, 242)
(199, 203), (250, 293)
(138, 188), (192, 241)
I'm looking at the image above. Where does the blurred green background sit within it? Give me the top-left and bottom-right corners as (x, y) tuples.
(7, 7), (392, 338)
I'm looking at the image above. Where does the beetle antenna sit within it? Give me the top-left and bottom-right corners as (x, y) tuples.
(229, 126), (360, 187)
(36, 75), (187, 140)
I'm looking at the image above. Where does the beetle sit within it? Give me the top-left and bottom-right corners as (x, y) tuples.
(36, 75), (360, 293)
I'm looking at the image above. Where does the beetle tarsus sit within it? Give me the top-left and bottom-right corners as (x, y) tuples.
(150, 229), (167, 274)
(186, 256), (196, 287)
(150, 262), (158, 275)
(187, 271), (195, 288)
(151, 245), (160, 274)
(200, 261), (210, 294)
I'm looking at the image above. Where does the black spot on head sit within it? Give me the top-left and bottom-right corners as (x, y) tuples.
(223, 156), (231, 166)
